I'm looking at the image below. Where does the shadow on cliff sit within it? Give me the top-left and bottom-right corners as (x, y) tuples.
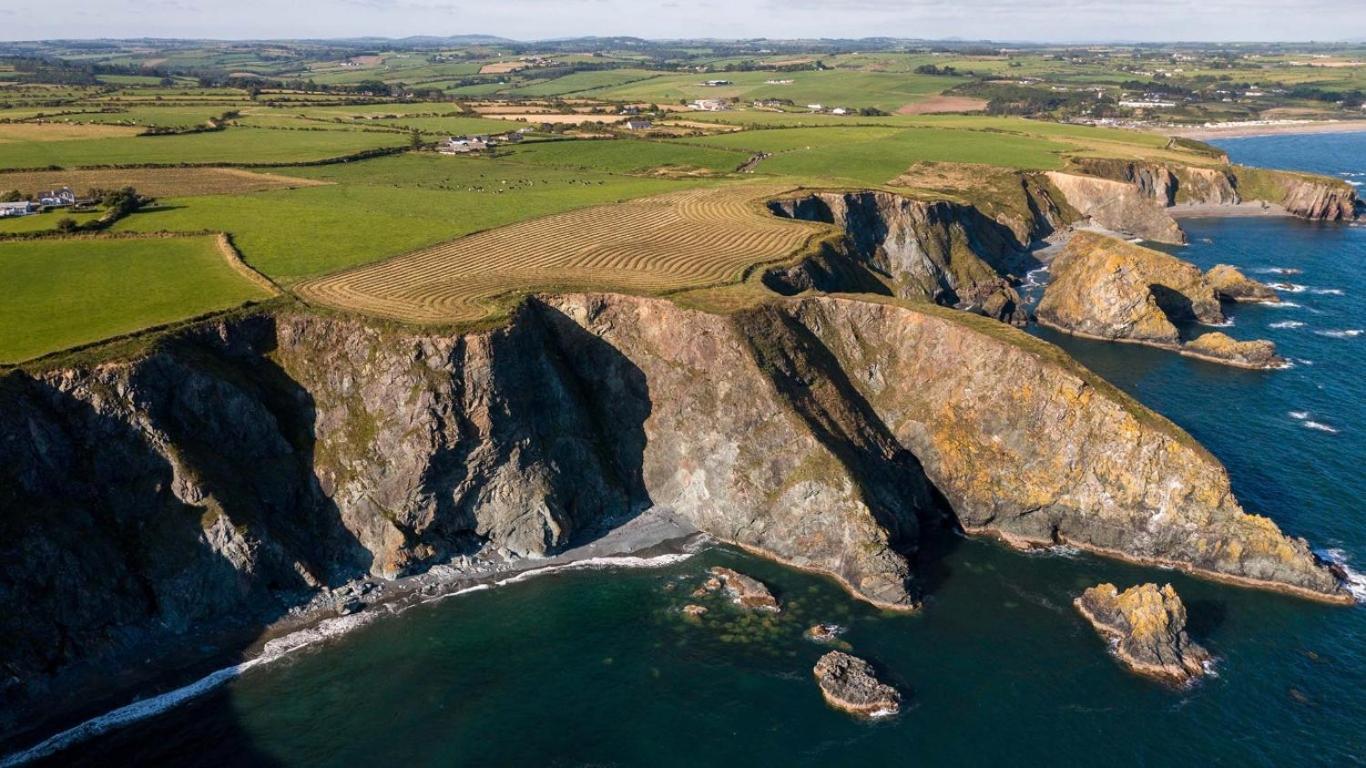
(531, 300), (655, 546)
(0, 368), (291, 766)
(732, 304), (963, 599)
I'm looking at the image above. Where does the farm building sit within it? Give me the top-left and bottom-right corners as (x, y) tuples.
(38, 187), (77, 207)
(0, 201), (38, 217)
(689, 99), (727, 111)
(624, 119), (653, 131)
(438, 136), (490, 154)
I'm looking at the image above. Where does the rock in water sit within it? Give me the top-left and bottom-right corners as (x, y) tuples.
(707, 567), (780, 611)
(1183, 332), (1287, 370)
(805, 623), (844, 643)
(1074, 583), (1212, 685)
(1205, 264), (1280, 303)
(812, 651), (902, 717)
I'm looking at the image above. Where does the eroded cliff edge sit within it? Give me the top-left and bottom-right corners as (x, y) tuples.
(0, 293), (1348, 745)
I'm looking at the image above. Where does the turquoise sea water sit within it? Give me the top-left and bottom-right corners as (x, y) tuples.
(28, 134), (1366, 767)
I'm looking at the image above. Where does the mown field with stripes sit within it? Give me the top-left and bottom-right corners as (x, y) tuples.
(295, 184), (828, 324)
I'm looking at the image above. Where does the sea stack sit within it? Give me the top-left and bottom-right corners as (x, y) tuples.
(812, 651), (902, 717)
(1205, 264), (1280, 303)
(1074, 583), (1212, 685)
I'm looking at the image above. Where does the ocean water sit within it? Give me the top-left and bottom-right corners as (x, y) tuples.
(21, 134), (1366, 767)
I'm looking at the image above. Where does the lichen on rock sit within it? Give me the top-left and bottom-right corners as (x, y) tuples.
(1074, 583), (1212, 685)
(1206, 264), (1280, 303)
(1183, 332), (1286, 370)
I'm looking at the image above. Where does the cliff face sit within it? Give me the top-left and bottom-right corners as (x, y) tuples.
(1067, 157), (1359, 221)
(766, 191), (1055, 325)
(1044, 172), (1188, 244)
(0, 293), (1346, 742)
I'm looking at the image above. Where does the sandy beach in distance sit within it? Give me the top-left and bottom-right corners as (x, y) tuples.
(1171, 119), (1366, 140)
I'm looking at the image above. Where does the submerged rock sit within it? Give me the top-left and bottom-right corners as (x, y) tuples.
(707, 567), (780, 612)
(805, 624), (844, 643)
(812, 651), (902, 717)
(1074, 583), (1212, 685)
(682, 604), (708, 617)
(1206, 264), (1279, 303)
(1183, 332), (1287, 370)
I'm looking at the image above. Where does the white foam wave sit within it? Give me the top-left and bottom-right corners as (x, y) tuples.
(0, 613), (377, 768)
(1269, 321), (1305, 329)
(1316, 549), (1366, 603)
(0, 551), (695, 767)
(1313, 329), (1363, 338)
(1303, 421), (1339, 434)
(1254, 267), (1302, 275)
(1269, 282), (1307, 293)
(1294, 358), (1315, 366)
(1349, 181), (1363, 187)
(1289, 411), (1309, 420)
(1264, 301), (1302, 309)
(1309, 288), (1345, 296)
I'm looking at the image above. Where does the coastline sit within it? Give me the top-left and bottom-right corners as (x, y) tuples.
(0, 509), (706, 768)
(1170, 120), (1366, 140)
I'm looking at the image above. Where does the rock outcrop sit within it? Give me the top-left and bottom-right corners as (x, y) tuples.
(812, 651), (901, 717)
(1038, 231), (1224, 334)
(1074, 583), (1212, 685)
(1182, 332), (1287, 370)
(705, 567), (780, 611)
(1206, 264), (1279, 303)
(1038, 234), (1289, 368)
(767, 190), (1058, 325)
(0, 292), (1348, 746)
(1044, 172), (1187, 244)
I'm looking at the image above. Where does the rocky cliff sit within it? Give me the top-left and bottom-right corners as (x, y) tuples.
(1066, 157), (1360, 221)
(0, 293), (1347, 745)
(766, 190), (1068, 325)
(1044, 172), (1188, 244)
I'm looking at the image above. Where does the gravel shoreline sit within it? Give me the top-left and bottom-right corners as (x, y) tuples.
(1, 509), (704, 767)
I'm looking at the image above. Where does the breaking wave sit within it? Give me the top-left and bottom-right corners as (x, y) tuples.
(0, 551), (696, 767)
(1313, 329), (1362, 338)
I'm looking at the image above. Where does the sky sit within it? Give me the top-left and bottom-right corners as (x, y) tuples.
(2, 0), (1363, 43)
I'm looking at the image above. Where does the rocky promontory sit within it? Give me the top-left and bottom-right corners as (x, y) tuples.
(1206, 264), (1280, 303)
(1074, 583), (1212, 685)
(1037, 231), (1223, 344)
(1038, 233), (1285, 368)
(812, 651), (902, 717)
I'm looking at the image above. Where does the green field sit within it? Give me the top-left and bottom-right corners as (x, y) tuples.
(0, 235), (273, 362)
(113, 153), (711, 282)
(0, 127), (408, 170)
(504, 138), (750, 174)
(588, 70), (965, 111)
(0, 209), (105, 233)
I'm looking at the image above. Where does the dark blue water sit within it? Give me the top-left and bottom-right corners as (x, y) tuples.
(21, 133), (1366, 767)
